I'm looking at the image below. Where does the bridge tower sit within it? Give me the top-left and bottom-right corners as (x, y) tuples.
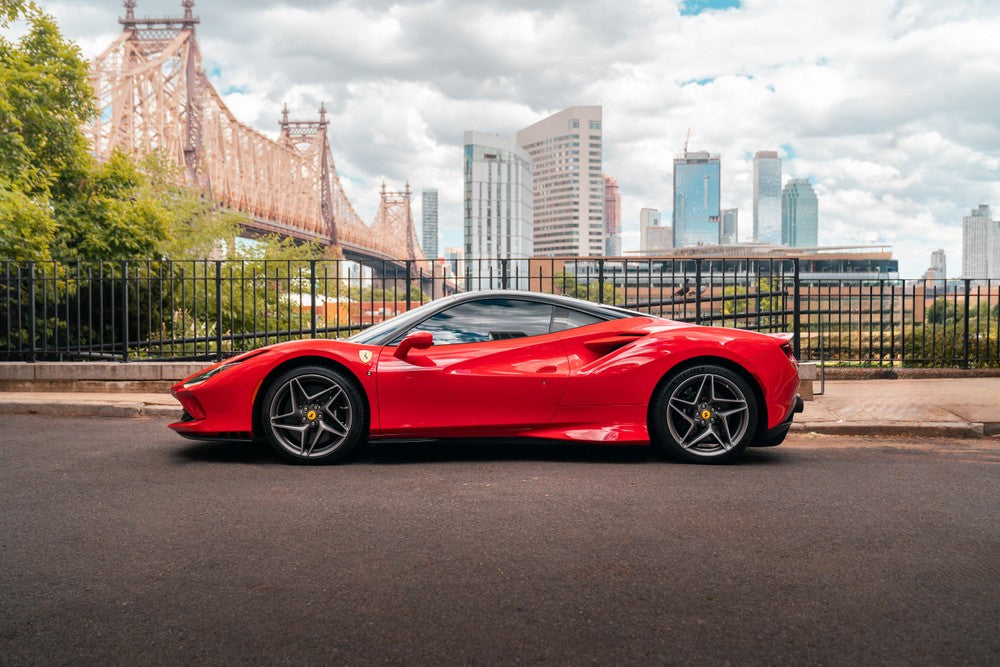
(374, 183), (423, 262)
(278, 103), (337, 245)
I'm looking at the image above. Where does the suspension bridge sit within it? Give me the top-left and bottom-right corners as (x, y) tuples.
(87, 1), (425, 266)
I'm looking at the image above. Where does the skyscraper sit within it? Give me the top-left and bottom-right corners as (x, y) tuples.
(962, 204), (999, 279)
(463, 131), (533, 286)
(640, 207), (672, 253)
(753, 151), (782, 244)
(781, 179), (818, 247)
(673, 151), (720, 247)
(604, 175), (621, 256)
(517, 106), (604, 256)
(931, 249), (946, 279)
(421, 189), (438, 259)
(721, 208), (738, 245)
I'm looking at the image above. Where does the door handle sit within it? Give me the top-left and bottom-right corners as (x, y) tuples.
(535, 365), (558, 373)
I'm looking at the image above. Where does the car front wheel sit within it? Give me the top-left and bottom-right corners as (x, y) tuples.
(650, 364), (758, 464)
(260, 365), (366, 464)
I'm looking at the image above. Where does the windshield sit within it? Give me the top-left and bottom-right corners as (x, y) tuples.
(346, 298), (453, 345)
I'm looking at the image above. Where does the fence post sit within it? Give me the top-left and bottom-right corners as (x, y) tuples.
(309, 259), (317, 339)
(963, 278), (971, 368)
(27, 261), (36, 363)
(597, 258), (605, 304)
(405, 261), (412, 311)
(694, 260), (702, 325)
(215, 260), (223, 362)
(121, 261), (129, 362)
(792, 258), (801, 359)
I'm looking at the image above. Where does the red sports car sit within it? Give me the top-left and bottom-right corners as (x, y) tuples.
(170, 291), (802, 464)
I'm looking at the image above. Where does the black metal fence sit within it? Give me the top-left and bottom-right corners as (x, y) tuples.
(1, 258), (997, 367)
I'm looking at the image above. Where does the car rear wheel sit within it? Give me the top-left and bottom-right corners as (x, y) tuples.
(650, 364), (758, 464)
(260, 365), (365, 464)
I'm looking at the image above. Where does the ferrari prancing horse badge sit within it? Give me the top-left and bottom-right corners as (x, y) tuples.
(359, 350), (373, 364)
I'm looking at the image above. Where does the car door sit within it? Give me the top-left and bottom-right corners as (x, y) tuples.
(375, 297), (570, 437)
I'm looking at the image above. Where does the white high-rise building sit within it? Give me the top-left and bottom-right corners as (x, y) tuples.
(753, 151), (782, 244)
(962, 204), (1000, 279)
(926, 249), (946, 281)
(463, 131), (533, 287)
(517, 106), (604, 256)
(640, 207), (672, 254)
(421, 189), (438, 259)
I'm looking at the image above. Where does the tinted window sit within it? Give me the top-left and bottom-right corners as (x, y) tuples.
(551, 306), (604, 333)
(408, 299), (554, 345)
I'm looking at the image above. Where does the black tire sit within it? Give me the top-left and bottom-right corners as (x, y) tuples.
(649, 364), (758, 464)
(259, 365), (366, 464)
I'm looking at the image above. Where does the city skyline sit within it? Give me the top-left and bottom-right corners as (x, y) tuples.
(38, 0), (1000, 275)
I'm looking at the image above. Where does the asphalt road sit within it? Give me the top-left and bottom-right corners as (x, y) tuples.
(0, 416), (997, 665)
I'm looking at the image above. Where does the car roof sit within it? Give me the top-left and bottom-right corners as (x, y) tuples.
(347, 290), (650, 346)
(428, 290), (650, 320)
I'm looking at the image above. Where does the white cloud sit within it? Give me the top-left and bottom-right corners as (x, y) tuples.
(47, 0), (1000, 275)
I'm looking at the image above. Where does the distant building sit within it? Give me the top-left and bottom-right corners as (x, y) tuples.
(781, 178), (818, 247)
(603, 175), (621, 256)
(753, 151), (782, 244)
(720, 208), (738, 245)
(640, 208), (672, 254)
(463, 131), (533, 286)
(443, 246), (465, 279)
(421, 189), (438, 259)
(922, 249), (946, 281)
(673, 151), (720, 247)
(962, 204), (1000, 279)
(545, 245), (898, 291)
(517, 106), (604, 256)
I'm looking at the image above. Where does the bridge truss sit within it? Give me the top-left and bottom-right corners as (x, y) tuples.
(88, 1), (424, 262)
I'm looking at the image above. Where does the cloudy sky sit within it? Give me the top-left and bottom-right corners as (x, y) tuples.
(43, 0), (1000, 275)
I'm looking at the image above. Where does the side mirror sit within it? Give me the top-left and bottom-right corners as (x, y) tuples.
(393, 331), (434, 361)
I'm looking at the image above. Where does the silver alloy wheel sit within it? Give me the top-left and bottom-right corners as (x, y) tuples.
(268, 373), (353, 459)
(665, 373), (751, 457)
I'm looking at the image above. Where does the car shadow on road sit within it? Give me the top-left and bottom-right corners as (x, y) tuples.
(358, 440), (786, 466)
(173, 439), (279, 465)
(172, 438), (786, 466)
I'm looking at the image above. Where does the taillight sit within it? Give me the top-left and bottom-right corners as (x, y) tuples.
(780, 341), (797, 362)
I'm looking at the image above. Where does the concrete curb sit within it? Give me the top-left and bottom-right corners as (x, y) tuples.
(791, 421), (988, 439)
(0, 400), (180, 419)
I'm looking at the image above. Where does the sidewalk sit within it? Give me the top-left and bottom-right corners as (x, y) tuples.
(1, 378), (998, 438)
(794, 378), (1000, 438)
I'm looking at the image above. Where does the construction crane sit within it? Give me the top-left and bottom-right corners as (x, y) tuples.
(683, 127), (691, 155)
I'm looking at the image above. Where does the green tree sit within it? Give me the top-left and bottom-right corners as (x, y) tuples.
(0, 180), (54, 261)
(925, 296), (960, 324)
(0, 2), (92, 197)
(723, 277), (783, 327)
(1, 1), (93, 261)
(553, 270), (619, 304)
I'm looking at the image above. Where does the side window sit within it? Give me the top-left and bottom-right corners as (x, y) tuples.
(409, 299), (554, 345)
(550, 306), (605, 333)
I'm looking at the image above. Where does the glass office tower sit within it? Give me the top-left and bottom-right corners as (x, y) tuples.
(781, 178), (818, 247)
(753, 151), (782, 244)
(673, 151), (721, 247)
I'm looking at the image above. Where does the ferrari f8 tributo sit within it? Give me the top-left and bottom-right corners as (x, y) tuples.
(170, 291), (803, 464)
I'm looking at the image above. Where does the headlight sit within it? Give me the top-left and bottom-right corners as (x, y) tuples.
(181, 349), (268, 388)
(182, 362), (240, 388)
